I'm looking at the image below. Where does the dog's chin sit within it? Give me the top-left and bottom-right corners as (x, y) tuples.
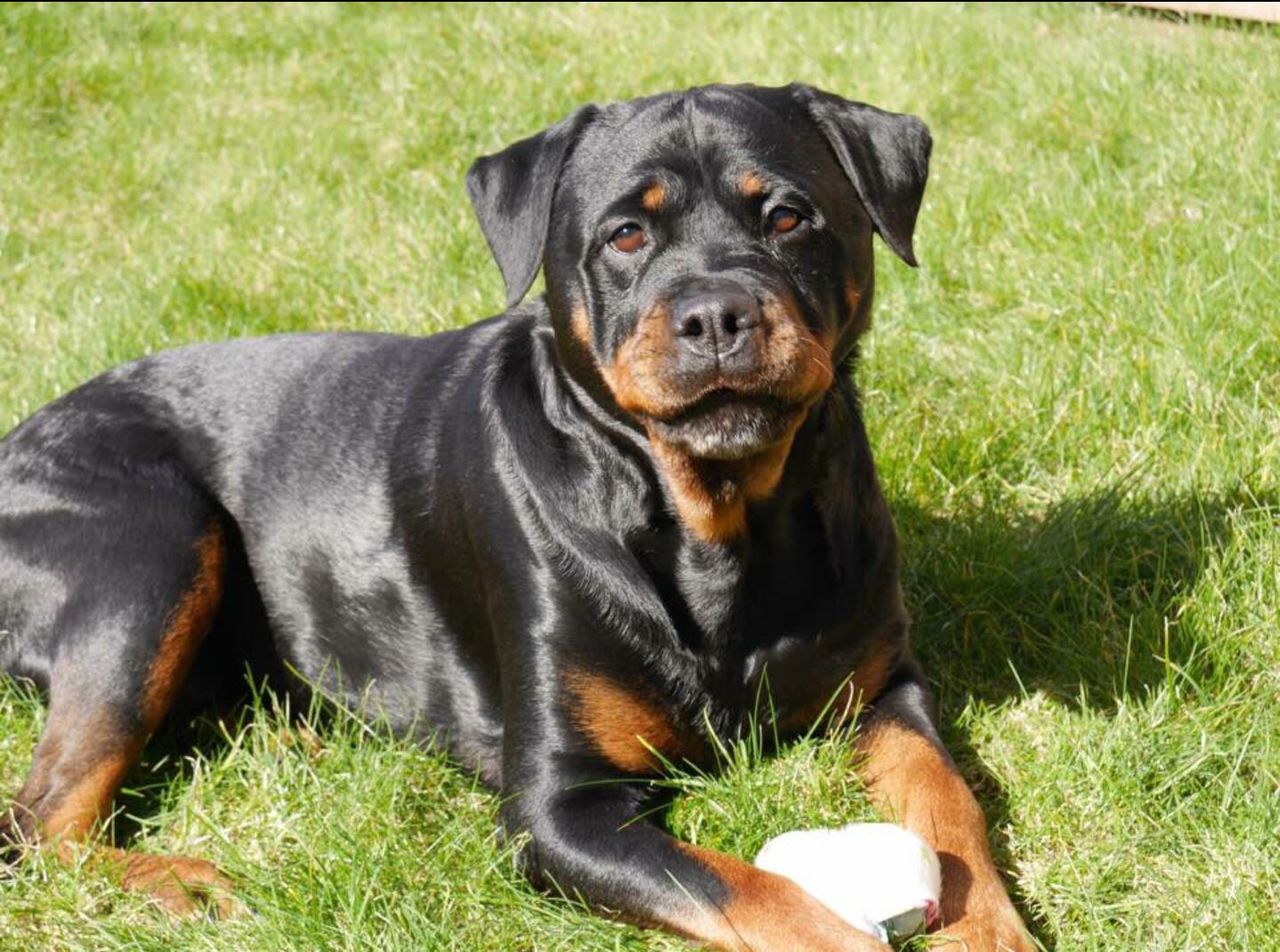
(647, 391), (801, 461)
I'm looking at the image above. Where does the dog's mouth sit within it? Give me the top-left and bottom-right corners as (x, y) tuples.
(646, 389), (802, 461)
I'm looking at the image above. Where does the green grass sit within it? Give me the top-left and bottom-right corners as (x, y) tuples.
(1, 2), (1277, 949)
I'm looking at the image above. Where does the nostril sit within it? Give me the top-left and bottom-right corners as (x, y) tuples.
(671, 290), (760, 345)
(679, 315), (705, 338)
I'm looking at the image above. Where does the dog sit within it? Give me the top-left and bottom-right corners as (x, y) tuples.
(0, 83), (1032, 950)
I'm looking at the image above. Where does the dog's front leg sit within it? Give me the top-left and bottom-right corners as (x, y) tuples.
(856, 666), (1035, 951)
(503, 781), (888, 952)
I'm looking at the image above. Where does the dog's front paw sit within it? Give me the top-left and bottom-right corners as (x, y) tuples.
(116, 851), (242, 919)
(931, 888), (1035, 951)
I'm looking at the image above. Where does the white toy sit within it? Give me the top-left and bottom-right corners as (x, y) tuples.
(754, 822), (942, 944)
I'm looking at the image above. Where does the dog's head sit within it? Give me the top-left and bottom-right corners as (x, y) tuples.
(468, 84), (930, 539)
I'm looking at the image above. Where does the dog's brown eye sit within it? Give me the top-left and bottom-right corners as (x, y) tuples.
(766, 206), (804, 236)
(609, 222), (647, 254)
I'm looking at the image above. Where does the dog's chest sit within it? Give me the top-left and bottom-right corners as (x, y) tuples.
(646, 520), (903, 745)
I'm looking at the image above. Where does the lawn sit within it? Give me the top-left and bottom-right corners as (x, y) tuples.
(1, 2), (1277, 950)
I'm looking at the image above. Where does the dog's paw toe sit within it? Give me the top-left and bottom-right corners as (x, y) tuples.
(119, 852), (242, 919)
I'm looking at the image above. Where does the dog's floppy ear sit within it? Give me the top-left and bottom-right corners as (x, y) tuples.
(792, 85), (931, 266)
(466, 106), (598, 309)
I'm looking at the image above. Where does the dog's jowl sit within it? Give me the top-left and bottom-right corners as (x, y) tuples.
(0, 84), (1032, 950)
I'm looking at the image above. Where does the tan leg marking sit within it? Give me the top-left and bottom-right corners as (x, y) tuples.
(673, 842), (890, 952)
(38, 744), (139, 842)
(857, 721), (1034, 951)
(140, 521), (225, 729)
(5, 523), (236, 918)
(95, 848), (241, 918)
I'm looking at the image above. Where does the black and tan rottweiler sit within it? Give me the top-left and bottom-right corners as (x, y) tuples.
(0, 83), (1032, 950)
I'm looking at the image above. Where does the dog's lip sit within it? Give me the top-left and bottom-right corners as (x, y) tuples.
(657, 388), (789, 425)
(644, 388), (804, 460)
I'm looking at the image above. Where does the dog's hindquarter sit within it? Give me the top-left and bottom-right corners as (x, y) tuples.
(0, 324), (526, 777)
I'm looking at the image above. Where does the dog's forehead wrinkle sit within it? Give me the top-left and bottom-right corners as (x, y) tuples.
(567, 113), (694, 215)
(568, 88), (813, 228)
(691, 86), (798, 145)
(681, 92), (709, 183)
(581, 97), (687, 161)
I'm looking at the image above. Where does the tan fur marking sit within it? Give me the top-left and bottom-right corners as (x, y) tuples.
(739, 170), (766, 198)
(645, 292), (832, 543)
(4, 524), (236, 917)
(599, 303), (684, 418)
(30, 525), (225, 844)
(600, 293), (833, 421)
(757, 291), (835, 404)
(37, 738), (238, 917)
(565, 669), (698, 773)
(844, 276), (862, 314)
(673, 842), (887, 951)
(740, 416), (805, 503)
(39, 748), (136, 841)
(641, 182), (666, 212)
(857, 722), (1034, 950)
(643, 416), (806, 545)
(647, 435), (748, 543)
(141, 522), (225, 729)
(101, 848), (241, 918)
(844, 638), (897, 709)
(571, 304), (593, 351)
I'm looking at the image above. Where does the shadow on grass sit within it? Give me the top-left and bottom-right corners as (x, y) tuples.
(897, 485), (1274, 709)
(891, 482), (1274, 948)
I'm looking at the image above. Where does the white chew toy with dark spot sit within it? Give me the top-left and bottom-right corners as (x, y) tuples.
(754, 822), (942, 943)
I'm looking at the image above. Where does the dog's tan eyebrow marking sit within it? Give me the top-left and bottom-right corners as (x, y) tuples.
(641, 182), (666, 212)
(739, 170), (765, 198)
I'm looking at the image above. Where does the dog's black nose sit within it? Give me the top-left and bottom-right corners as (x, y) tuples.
(670, 285), (761, 361)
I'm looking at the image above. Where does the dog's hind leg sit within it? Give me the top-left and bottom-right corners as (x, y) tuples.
(0, 505), (237, 917)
